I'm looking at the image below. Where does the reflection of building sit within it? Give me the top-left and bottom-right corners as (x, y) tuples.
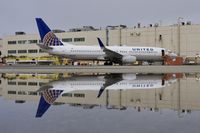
(0, 73), (69, 102)
(1, 73), (200, 115)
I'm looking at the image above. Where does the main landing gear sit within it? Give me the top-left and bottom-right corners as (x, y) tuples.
(104, 61), (113, 65)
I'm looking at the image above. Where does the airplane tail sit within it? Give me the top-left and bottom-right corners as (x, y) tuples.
(35, 94), (51, 118)
(35, 18), (64, 46)
(36, 89), (63, 118)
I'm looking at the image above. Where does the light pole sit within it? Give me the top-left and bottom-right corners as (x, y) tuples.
(177, 17), (183, 56)
(106, 26), (113, 46)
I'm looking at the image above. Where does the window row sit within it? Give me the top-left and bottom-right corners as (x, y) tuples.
(8, 49), (44, 54)
(8, 91), (39, 95)
(61, 38), (85, 42)
(7, 37), (85, 45)
(71, 50), (103, 53)
(62, 37), (85, 42)
(7, 91), (85, 98)
(62, 93), (85, 98)
(8, 40), (39, 45)
(8, 81), (45, 86)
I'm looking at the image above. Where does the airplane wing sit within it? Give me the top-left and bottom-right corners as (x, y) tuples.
(97, 38), (123, 63)
(97, 74), (123, 98)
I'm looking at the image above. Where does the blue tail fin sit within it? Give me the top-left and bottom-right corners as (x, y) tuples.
(35, 18), (63, 46)
(97, 38), (105, 49)
(35, 89), (63, 118)
(35, 94), (51, 118)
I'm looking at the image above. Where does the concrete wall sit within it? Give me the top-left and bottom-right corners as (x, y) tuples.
(0, 39), (5, 56)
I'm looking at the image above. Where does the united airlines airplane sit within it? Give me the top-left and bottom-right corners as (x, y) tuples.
(35, 73), (177, 117)
(35, 18), (177, 65)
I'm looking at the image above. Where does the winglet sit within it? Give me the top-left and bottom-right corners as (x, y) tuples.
(97, 38), (105, 49)
(97, 87), (105, 98)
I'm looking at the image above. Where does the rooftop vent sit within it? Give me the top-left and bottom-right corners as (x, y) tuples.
(106, 25), (127, 30)
(15, 100), (25, 103)
(181, 22), (185, 25)
(15, 31), (26, 35)
(154, 23), (159, 27)
(186, 21), (191, 25)
(69, 26), (99, 32)
(137, 23), (141, 28)
(52, 29), (65, 33)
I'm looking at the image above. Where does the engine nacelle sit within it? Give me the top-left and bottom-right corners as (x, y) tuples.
(122, 55), (136, 63)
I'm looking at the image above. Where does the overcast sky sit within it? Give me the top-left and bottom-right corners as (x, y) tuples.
(0, 0), (200, 37)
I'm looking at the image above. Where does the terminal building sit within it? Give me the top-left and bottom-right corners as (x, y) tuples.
(1, 22), (200, 59)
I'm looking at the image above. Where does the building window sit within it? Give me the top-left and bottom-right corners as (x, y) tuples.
(74, 37), (85, 42)
(8, 41), (17, 45)
(18, 91), (27, 95)
(62, 93), (72, 97)
(28, 91), (37, 95)
(39, 82), (45, 86)
(18, 50), (27, 54)
(18, 82), (27, 86)
(74, 93), (85, 98)
(62, 38), (72, 42)
(28, 82), (38, 86)
(8, 50), (16, 54)
(18, 40), (27, 44)
(8, 81), (16, 85)
(8, 91), (16, 94)
(28, 49), (38, 53)
(39, 49), (45, 53)
(28, 40), (37, 44)
(159, 35), (162, 41)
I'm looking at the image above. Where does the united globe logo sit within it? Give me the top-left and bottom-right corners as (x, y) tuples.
(43, 31), (63, 46)
(42, 90), (63, 104)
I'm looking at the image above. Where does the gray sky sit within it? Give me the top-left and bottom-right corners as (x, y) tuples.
(0, 0), (200, 37)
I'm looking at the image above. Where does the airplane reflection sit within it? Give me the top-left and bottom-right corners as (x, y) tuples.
(35, 73), (180, 117)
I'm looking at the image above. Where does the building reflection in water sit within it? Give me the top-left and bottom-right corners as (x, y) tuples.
(0, 73), (200, 118)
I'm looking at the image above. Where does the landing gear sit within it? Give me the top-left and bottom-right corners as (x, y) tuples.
(148, 61), (153, 65)
(162, 60), (165, 65)
(104, 61), (113, 65)
(119, 62), (123, 66)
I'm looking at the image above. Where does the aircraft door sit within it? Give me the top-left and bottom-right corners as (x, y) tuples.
(161, 50), (165, 56)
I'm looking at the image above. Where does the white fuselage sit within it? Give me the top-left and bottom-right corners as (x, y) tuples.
(46, 74), (167, 95)
(47, 43), (165, 61)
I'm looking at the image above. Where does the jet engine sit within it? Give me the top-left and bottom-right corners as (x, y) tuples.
(122, 55), (136, 63)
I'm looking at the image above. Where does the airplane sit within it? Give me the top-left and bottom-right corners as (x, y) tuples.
(35, 18), (177, 65)
(35, 73), (178, 117)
